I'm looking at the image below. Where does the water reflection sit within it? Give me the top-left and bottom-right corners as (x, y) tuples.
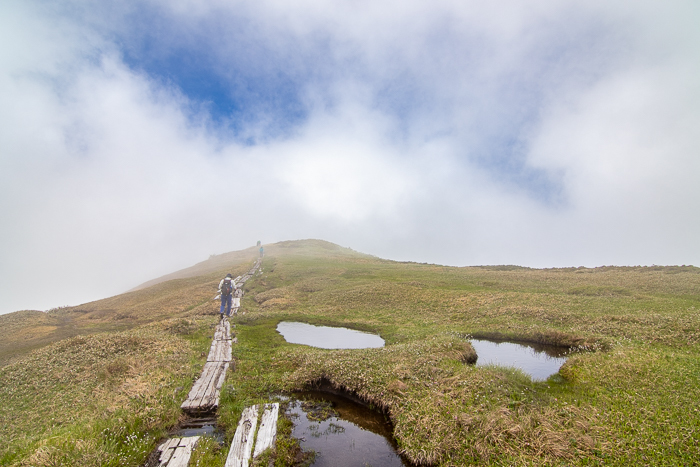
(471, 339), (568, 381)
(288, 392), (407, 467)
(172, 416), (225, 443)
(277, 322), (385, 349)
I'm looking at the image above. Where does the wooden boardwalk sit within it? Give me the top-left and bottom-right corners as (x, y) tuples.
(253, 403), (280, 457)
(156, 259), (267, 467)
(180, 316), (232, 414)
(156, 437), (200, 467)
(225, 403), (280, 467)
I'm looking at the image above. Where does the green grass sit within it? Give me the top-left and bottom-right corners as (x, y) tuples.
(2, 239), (699, 466)
(225, 242), (700, 465)
(0, 317), (215, 466)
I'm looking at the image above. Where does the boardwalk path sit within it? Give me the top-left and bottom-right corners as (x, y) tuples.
(155, 259), (279, 466)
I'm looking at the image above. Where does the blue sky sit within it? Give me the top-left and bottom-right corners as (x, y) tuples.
(1, 0), (699, 314)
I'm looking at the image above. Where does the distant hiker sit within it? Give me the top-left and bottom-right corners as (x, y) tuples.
(259, 246), (264, 257)
(257, 240), (261, 246)
(219, 274), (235, 317)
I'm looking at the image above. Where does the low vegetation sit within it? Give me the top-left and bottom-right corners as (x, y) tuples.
(1, 240), (699, 466)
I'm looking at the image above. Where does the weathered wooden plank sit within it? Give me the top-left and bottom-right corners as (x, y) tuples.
(200, 362), (228, 409)
(211, 340), (231, 362)
(187, 362), (217, 400)
(182, 361), (229, 413)
(232, 297), (241, 309)
(208, 340), (219, 360)
(253, 403), (279, 458)
(224, 341), (232, 361)
(207, 339), (231, 362)
(225, 405), (259, 467)
(182, 362), (221, 410)
(157, 438), (180, 466)
(166, 437), (200, 467)
(214, 362), (229, 390)
(191, 363), (219, 401)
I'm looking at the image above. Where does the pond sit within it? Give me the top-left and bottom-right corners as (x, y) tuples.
(470, 339), (568, 381)
(287, 392), (408, 467)
(276, 322), (385, 349)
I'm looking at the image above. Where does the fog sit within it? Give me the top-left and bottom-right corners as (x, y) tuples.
(1, 0), (698, 314)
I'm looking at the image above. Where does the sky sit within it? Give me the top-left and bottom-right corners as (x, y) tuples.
(1, 0), (699, 315)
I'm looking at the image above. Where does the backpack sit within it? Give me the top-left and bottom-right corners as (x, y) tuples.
(221, 279), (233, 296)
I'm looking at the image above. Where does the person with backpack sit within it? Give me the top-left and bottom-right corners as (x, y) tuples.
(218, 274), (235, 317)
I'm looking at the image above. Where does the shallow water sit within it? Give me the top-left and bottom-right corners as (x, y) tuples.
(288, 392), (407, 467)
(471, 339), (568, 381)
(277, 322), (385, 349)
(172, 417), (225, 443)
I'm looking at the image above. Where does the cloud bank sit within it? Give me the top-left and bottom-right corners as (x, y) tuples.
(1, 0), (699, 314)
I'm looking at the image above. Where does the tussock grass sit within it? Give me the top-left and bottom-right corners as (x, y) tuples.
(0, 316), (218, 466)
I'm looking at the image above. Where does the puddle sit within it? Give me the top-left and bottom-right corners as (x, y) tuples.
(470, 339), (568, 381)
(172, 416), (225, 443)
(277, 322), (385, 349)
(288, 392), (408, 467)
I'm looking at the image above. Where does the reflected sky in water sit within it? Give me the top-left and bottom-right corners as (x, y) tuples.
(277, 322), (385, 349)
(471, 339), (567, 381)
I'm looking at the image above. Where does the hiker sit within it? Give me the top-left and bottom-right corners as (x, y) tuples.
(259, 246), (264, 257)
(219, 274), (235, 317)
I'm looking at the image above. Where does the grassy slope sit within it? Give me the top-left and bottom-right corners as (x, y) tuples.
(0, 250), (259, 466)
(2, 239), (699, 466)
(225, 241), (700, 466)
(0, 247), (259, 367)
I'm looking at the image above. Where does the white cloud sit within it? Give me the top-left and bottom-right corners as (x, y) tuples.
(1, 0), (699, 314)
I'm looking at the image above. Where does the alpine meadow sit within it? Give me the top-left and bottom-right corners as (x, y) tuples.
(1, 240), (699, 466)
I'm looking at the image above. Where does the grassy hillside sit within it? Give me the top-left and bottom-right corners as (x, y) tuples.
(1, 239), (699, 466)
(0, 247), (260, 367)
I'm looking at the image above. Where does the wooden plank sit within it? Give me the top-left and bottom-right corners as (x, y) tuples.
(207, 339), (231, 362)
(157, 438), (180, 466)
(189, 363), (218, 403)
(182, 361), (229, 413)
(167, 436), (200, 467)
(182, 362), (219, 410)
(187, 362), (217, 400)
(201, 362), (229, 409)
(224, 340), (232, 361)
(225, 405), (259, 467)
(214, 362), (229, 390)
(253, 403), (279, 458)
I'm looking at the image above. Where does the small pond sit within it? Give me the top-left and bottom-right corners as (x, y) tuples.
(470, 339), (568, 381)
(277, 322), (385, 349)
(288, 392), (408, 467)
